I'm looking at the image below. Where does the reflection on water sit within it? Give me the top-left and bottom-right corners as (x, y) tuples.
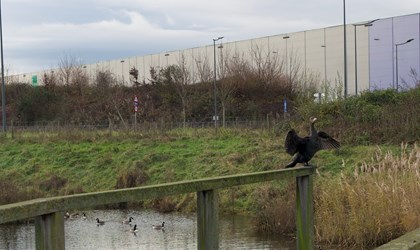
(0, 209), (294, 250)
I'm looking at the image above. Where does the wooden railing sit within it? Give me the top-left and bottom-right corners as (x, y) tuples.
(0, 167), (315, 250)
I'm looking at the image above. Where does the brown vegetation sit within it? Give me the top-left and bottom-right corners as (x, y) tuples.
(314, 144), (420, 249)
(115, 165), (150, 189)
(5, 48), (310, 131)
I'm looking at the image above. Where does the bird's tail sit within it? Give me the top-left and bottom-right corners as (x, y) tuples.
(285, 159), (298, 168)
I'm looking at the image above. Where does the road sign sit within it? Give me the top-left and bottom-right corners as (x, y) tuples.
(133, 95), (139, 112)
(32, 75), (38, 86)
(283, 98), (287, 113)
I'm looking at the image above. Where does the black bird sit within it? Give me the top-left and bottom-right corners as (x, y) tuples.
(96, 218), (105, 226)
(130, 224), (138, 234)
(123, 216), (134, 224)
(284, 117), (340, 168)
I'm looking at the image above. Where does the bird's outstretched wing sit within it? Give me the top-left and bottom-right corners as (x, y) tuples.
(285, 129), (303, 156)
(317, 131), (340, 149)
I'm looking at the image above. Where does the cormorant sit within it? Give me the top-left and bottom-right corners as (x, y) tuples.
(284, 117), (340, 168)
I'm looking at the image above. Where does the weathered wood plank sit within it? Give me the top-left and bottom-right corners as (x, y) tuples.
(197, 190), (219, 250)
(296, 174), (314, 250)
(0, 167), (314, 224)
(375, 227), (420, 250)
(35, 211), (65, 250)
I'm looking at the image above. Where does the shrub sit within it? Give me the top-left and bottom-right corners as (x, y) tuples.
(251, 182), (295, 234)
(152, 197), (177, 213)
(0, 177), (43, 205)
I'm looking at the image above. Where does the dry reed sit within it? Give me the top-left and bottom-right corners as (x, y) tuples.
(315, 144), (420, 249)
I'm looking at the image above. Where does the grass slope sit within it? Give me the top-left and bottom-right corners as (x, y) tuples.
(0, 129), (398, 204)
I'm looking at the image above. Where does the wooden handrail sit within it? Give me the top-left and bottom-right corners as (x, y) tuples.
(0, 166), (315, 250)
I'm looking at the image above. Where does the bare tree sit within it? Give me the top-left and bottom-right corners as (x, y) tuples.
(401, 67), (420, 89)
(92, 70), (128, 129)
(57, 53), (85, 86)
(159, 53), (192, 127)
(250, 44), (286, 87)
(194, 55), (212, 84)
(41, 71), (58, 91)
(129, 67), (141, 87)
(286, 48), (303, 92)
(217, 48), (235, 127)
(173, 53), (192, 127)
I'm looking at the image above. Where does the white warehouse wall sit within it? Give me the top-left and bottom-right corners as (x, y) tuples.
(13, 13), (420, 96)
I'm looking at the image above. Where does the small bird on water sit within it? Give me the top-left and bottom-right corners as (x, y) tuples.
(152, 222), (165, 230)
(130, 224), (138, 234)
(284, 117), (340, 168)
(123, 216), (134, 224)
(96, 218), (105, 226)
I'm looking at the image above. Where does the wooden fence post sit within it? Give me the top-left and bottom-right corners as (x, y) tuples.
(35, 211), (65, 250)
(296, 174), (314, 250)
(197, 189), (219, 250)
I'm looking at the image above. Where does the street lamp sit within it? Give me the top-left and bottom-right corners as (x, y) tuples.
(321, 45), (327, 85)
(164, 53), (170, 66)
(343, 0), (348, 98)
(120, 60), (125, 83)
(283, 35), (290, 84)
(213, 36), (223, 130)
(0, 0), (6, 132)
(395, 38), (414, 92)
(353, 19), (379, 95)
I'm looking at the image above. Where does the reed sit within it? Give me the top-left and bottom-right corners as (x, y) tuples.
(314, 143), (420, 249)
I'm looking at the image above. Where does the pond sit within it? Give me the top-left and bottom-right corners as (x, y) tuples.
(0, 209), (294, 249)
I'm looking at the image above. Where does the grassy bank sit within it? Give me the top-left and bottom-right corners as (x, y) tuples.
(0, 128), (418, 249)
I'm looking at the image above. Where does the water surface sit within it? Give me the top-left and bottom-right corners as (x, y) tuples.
(0, 209), (294, 249)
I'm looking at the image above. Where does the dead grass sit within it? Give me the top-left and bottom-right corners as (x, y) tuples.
(315, 143), (420, 249)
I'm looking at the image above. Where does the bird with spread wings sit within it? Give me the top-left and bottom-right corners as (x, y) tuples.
(284, 117), (340, 168)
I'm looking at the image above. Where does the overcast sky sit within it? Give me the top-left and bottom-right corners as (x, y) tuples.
(2, 0), (420, 74)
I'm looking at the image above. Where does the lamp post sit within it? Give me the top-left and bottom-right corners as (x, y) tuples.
(395, 38), (414, 92)
(353, 19), (379, 95)
(0, 0), (6, 132)
(213, 36), (223, 130)
(321, 45), (327, 85)
(164, 53), (170, 67)
(283, 35), (290, 84)
(120, 60), (125, 83)
(343, 0), (348, 98)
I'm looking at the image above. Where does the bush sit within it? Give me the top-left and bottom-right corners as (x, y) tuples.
(0, 177), (42, 205)
(294, 88), (420, 144)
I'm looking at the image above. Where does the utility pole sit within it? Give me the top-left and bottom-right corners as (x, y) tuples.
(0, 0), (6, 132)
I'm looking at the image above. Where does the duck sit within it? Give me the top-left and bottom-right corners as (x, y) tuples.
(96, 218), (105, 226)
(130, 224), (138, 234)
(123, 216), (134, 224)
(64, 211), (81, 219)
(152, 222), (165, 230)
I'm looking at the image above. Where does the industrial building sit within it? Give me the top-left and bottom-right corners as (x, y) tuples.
(13, 12), (420, 96)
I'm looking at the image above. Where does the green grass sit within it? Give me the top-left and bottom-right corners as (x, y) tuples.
(1, 128), (417, 249)
(0, 128), (400, 204)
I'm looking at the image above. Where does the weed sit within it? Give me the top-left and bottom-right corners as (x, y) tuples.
(115, 166), (150, 189)
(39, 174), (68, 193)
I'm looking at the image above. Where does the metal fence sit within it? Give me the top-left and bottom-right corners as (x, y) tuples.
(8, 117), (287, 133)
